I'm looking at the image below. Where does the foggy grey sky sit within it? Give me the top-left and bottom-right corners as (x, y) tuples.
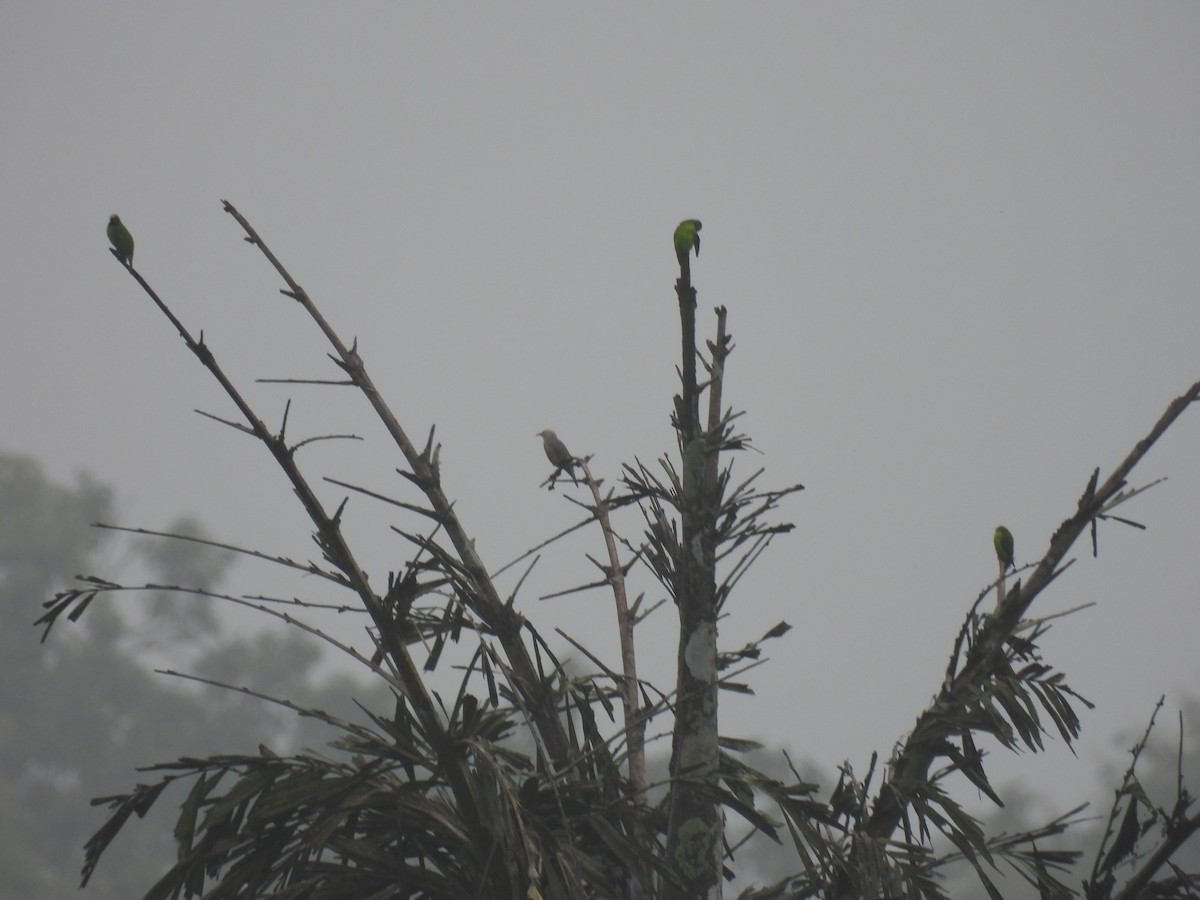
(4, 5), (1200, 810)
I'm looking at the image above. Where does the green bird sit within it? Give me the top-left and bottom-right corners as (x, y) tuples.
(993, 526), (1014, 573)
(673, 219), (702, 269)
(107, 214), (134, 266)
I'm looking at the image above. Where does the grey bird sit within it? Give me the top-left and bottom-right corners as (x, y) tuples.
(537, 429), (578, 479)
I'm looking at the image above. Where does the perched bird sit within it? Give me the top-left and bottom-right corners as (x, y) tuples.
(993, 526), (1015, 573)
(673, 219), (702, 269)
(107, 214), (134, 265)
(537, 429), (577, 479)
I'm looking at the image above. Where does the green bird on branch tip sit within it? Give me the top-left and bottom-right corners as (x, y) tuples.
(107, 214), (134, 266)
(994, 525), (1014, 572)
(673, 219), (701, 269)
